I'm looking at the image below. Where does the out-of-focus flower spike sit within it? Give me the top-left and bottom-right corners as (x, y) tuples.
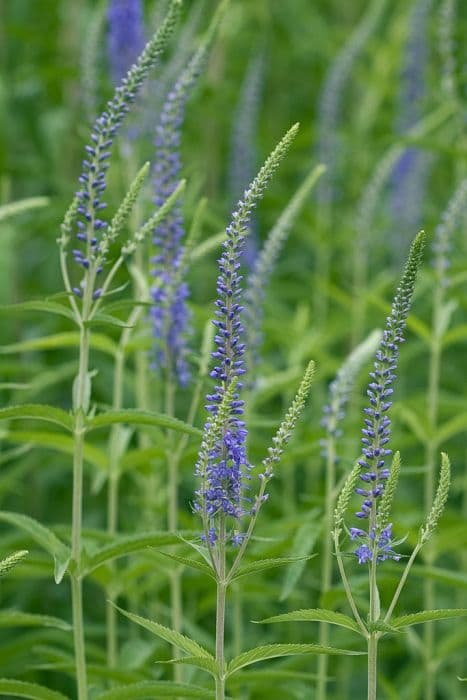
(432, 179), (467, 289)
(244, 164), (325, 370)
(316, 0), (387, 206)
(228, 49), (265, 267)
(81, 0), (107, 122)
(151, 0), (229, 386)
(438, 0), (457, 100)
(108, 0), (145, 85)
(390, 0), (433, 253)
(0, 550), (28, 578)
(321, 329), (381, 457)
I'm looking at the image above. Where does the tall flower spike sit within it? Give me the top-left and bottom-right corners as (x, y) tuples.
(194, 124), (299, 539)
(108, 0), (145, 85)
(151, 0), (227, 387)
(244, 164), (324, 371)
(352, 230), (426, 563)
(321, 329), (381, 458)
(432, 179), (467, 289)
(390, 0), (433, 257)
(71, 0), (181, 299)
(228, 50), (265, 268)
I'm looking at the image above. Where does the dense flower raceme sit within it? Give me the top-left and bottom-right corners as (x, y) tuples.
(70, 0), (181, 299)
(150, 9), (222, 386)
(108, 0), (145, 85)
(391, 0), (433, 246)
(352, 230), (426, 563)
(194, 124), (299, 542)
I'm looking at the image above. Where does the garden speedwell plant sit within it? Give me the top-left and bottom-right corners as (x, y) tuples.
(259, 230), (467, 699)
(115, 125), (363, 700)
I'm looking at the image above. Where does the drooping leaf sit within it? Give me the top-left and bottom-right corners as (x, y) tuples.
(83, 532), (183, 574)
(114, 606), (214, 659)
(0, 300), (74, 321)
(161, 656), (219, 677)
(0, 405), (72, 431)
(257, 608), (362, 634)
(86, 409), (201, 437)
(0, 611), (71, 631)
(227, 643), (364, 676)
(0, 512), (70, 583)
(2, 430), (108, 472)
(0, 332), (117, 357)
(0, 679), (69, 699)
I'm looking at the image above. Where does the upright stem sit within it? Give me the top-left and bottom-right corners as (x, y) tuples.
(71, 321), (90, 700)
(367, 554), (379, 700)
(317, 438), (336, 700)
(215, 518), (227, 700)
(424, 284), (443, 700)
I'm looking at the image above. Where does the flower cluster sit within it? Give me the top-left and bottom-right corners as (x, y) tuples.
(353, 231), (425, 562)
(350, 524), (401, 564)
(108, 0), (145, 85)
(71, 1), (181, 298)
(432, 179), (467, 289)
(194, 124), (299, 541)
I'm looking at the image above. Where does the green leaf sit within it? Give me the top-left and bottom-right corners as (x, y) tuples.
(114, 606), (214, 659)
(0, 512), (70, 583)
(280, 513), (322, 600)
(391, 609), (467, 629)
(95, 681), (215, 699)
(85, 313), (133, 330)
(162, 656), (219, 677)
(0, 611), (71, 631)
(0, 679), (69, 699)
(435, 413), (467, 446)
(2, 430), (108, 472)
(0, 404), (72, 431)
(257, 608), (362, 634)
(0, 197), (49, 221)
(227, 643), (364, 676)
(0, 300), (74, 321)
(83, 532), (182, 574)
(0, 332), (117, 357)
(231, 556), (316, 582)
(86, 409), (201, 437)
(158, 552), (214, 579)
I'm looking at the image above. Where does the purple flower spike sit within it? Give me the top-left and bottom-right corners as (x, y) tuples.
(108, 0), (145, 85)
(353, 232), (425, 563)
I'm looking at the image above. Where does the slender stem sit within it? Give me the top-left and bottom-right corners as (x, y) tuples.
(424, 283), (443, 700)
(367, 552), (379, 700)
(367, 633), (378, 700)
(71, 318), (90, 700)
(317, 437), (336, 700)
(384, 543), (422, 623)
(333, 535), (367, 636)
(215, 518), (227, 700)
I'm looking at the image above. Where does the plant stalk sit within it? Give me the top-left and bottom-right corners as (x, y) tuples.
(215, 518), (227, 700)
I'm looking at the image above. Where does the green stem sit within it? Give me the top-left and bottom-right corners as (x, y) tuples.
(317, 438), (336, 700)
(367, 552), (379, 700)
(333, 535), (367, 636)
(424, 284), (443, 700)
(215, 519), (227, 700)
(71, 320), (90, 700)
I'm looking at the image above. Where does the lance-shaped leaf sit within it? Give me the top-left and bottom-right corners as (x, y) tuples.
(0, 405), (72, 431)
(390, 609), (467, 629)
(0, 679), (69, 699)
(0, 300), (74, 321)
(257, 608), (362, 634)
(227, 643), (364, 676)
(162, 656), (219, 678)
(0, 611), (71, 631)
(114, 606), (214, 659)
(83, 532), (185, 575)
(86, 409), (201, 437)
(231, 555), (316, 582)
